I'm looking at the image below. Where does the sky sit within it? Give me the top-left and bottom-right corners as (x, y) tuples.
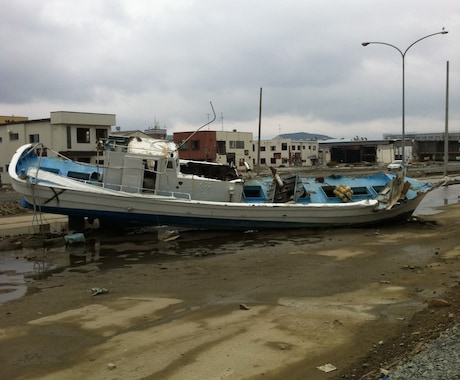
(1, 0), (458, 140)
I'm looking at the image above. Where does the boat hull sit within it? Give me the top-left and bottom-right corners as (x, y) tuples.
(8, 142), (431, 230)
(13, 179), (426, 230)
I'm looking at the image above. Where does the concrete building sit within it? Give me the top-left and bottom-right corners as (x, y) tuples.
(0, 115), (28, 124)
(253, 137), (319, 167)
(318, 139), (395, 165)
(0, 111), (115, 184)
(173, 130), (253, 169)
(384, 132), (460, 162)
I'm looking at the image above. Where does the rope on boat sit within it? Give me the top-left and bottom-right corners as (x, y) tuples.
(29, 144), (47, 233)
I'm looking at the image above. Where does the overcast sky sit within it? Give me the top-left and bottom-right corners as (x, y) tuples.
(1, 0), (458, 139)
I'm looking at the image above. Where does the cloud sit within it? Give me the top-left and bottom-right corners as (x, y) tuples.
(0, 0), (458, 139)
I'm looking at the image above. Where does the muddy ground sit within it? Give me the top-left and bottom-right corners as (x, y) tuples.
(1, 194), (460, 379)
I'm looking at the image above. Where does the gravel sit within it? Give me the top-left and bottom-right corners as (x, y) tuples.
(388, 323), (460, 379)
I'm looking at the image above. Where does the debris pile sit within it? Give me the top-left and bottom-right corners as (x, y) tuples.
(0, 201), (27, 216)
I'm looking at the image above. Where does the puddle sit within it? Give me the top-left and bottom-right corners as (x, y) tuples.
(415, 183), (460, 215)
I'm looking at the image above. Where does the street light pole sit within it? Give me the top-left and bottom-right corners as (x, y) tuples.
(362, 30), (448, 169)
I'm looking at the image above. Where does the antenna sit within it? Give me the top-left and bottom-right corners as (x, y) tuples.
(177, 102), (217, 149)
(221, 112), (224, 131)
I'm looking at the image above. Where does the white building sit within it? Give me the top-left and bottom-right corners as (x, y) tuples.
(253, 137), (319, 167)
(0, 111), (115, 185)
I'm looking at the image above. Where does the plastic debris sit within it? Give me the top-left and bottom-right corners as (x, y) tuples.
(91, 287), (108, 296)
(316, 363), (337, 373)
(64, 233), (86, 245)
(157, 229), (180, 242)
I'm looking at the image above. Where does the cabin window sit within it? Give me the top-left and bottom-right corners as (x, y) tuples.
(179, 142), (187, 150)
(29, 134), (40, 143)
(68, 171), (90, 181)
(77, 128), (90, 143)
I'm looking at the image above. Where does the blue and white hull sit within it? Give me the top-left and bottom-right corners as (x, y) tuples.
(9, 141), (433, 230)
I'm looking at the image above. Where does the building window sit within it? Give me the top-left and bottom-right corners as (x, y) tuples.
(67, 126), (72, 149)
(229, 141), (244, 149)
(261, 158), (266, 165)
(77, 128), (90, 143)
(260, 146), (266, 151)
(217, 141), (226, 154)
(270, 146), (276, 151)
(29, 134), (40, 143)
(270, 158), (276, 164)
(191, 140), (200, 150)
(0, 137), (2, 143)
(96, 128), (107, 141)
(292, 145), (296, 151)
(9, 133), (19, 141)
(179, 142), (187, 150)
(281, 143), (288, 150)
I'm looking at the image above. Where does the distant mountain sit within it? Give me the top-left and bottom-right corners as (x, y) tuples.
(278, 132), (334, 140)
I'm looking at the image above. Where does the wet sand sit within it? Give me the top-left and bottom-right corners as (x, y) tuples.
(1, 202), (460, 379)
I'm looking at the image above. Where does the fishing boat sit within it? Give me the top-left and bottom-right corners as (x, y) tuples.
(9, 136), (433, 230)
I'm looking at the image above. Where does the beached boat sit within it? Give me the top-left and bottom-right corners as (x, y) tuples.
(9, 137), (433, 230)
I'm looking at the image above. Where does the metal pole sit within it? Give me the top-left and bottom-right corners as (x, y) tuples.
(444, 60), (449, 176)
(257, 87), (262, 175)
(361, 30), (448, 171)
(402, 54), (405, 165)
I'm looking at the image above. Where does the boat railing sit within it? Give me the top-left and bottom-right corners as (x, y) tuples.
(97, 181), (192, 200)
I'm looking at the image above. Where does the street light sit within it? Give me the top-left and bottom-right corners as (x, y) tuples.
(362, 30), (448, 168)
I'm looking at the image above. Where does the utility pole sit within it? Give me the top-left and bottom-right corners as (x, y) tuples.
(257, 87), (262, 175)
